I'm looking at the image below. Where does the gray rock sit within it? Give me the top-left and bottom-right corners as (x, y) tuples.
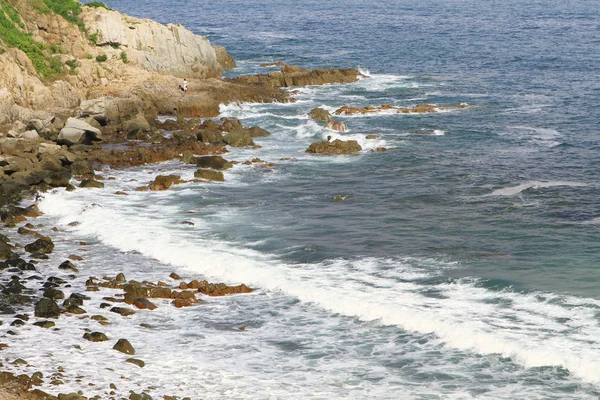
(58, 118), (103, 146)
(34, 298), (60, 318)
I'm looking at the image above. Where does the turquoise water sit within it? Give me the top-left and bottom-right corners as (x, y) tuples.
(28, 1), (600, 397)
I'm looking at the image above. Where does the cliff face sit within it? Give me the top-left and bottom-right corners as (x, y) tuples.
(80, 8), (222, 79)
(0, 0), (225, 125)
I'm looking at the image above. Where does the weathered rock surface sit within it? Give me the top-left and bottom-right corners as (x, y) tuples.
(57, 118), (103, 146)
(34, 298), (60, 318)
(194, 169), (224, 182)
(148, 175), (184, 191)
(334, 103), (469, 116)
(113, 338), (135, 355)
(306, 139), (362, 155)
(194, 156), (233, 170)
(309, 107), (331, 121)
(213, 46), (236, 70)
(24, 238), (54, 254)
(227, 64), (362, 88)
(81, 8), (222, 79)
(324, 119), (348, 132)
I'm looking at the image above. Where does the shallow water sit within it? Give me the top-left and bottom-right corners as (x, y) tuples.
(3, 0), (600, 398)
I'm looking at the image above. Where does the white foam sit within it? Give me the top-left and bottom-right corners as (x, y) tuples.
(33, 189), (600, 389)
(485, 181), (587, 197)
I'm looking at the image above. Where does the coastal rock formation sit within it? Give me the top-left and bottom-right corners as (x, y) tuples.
(227, 63), (362, 88)
(80, 7), (222, 79)
(309, 107), (331, 121)
(57, 118), (103, 146)
(306, 139), (362, 155)
(214, 46), (237, 70)
(324, 119), (348, 132)
(334, 103), (469, 116)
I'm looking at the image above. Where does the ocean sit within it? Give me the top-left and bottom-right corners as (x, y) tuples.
(7, 0), (600, 398)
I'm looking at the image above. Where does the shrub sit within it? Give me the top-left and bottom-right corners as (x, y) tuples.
(89, 32), (98, 45)
(65, 58), (77, 74)
(95, 54), (107, 62)
(85, 1), (111, 10)
(120, 51), (127, 64)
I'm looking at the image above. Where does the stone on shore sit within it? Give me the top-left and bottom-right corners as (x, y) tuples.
(34, 298), (60, 318)
(306, 139), (362, 155)
(309, 107), (331, 121)
(57, 118), (103, 146)
(83, 332), (109, 342)
(79, 180), (105, 189)
(194, 156), (233, 170)
(324, 119), (348, 132)
(24, 238), (54, 254)
(113, 339), (135, 355)
(194, 169), (224, 182)
(148, 175), (183, 191)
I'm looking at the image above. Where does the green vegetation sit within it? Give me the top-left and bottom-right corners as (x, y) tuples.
(36, 0), (85, 31)
(89, 32), (97, 44)
(65, 58), (77, 74)
(119, 50), (127, 63)
(85, 53), (92, 59)
(95, 54), (107, 62)
(0, 0), (63, 78)
(84, 1), (111, 11)
(0, 47), (5, 54)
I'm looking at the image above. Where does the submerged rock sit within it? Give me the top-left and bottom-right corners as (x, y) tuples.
(306, 139), (362, 155)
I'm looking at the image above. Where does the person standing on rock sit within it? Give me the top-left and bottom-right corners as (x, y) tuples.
(182, 78), (188, 93)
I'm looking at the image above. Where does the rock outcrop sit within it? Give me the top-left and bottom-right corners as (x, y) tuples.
(306, 139), (362, 155)
(334, 103), (469, 116)
(81, 8), (222, 79)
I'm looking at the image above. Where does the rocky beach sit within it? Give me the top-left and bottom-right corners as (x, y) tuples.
(0, 0), (381, 398)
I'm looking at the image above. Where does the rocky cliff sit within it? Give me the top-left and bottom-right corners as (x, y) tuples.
(80, 7), (222, 79)
(0, 0), (228, 126)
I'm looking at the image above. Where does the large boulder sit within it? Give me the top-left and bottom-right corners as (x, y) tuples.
(223, 131), (255, 147)
(58, 118), (103, 146)
(194, 169), (224, 182)
(306, 139), (362, 155)
(246, 126), (271, 138)
(113, 339), (135, 355)
(34, 298), (60, 318)
(149, 175), (183, 191)
(309, 107), (331, 121)
(123, 115), (151, 138)
(24, 238), (54, 254)
(194, 156), (233, 170)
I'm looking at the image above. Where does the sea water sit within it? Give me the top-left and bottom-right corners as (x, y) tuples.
(3, 0), (600, 398)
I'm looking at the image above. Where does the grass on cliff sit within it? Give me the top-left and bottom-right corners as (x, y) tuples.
(0, 0), (63, 78)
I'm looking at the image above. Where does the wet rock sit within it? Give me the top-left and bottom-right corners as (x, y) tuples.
(194, 280), (254, 296)
(123, 115), (151, 138)
(113, 338), (135, 355)
(58, 260), (78, 272)
(133, 298), (157, 310)
(194, 156), (233, 170)
(246, 126), (271, 138)
(115, 273), (126, 282)
(110, 307), (136, 316)
(33, 320), (55, 329)
(10, 319), (25, 326)
(83, 332), (109, 342)
(306, 139), (362, 155)
(366, 134), (379, 139)
(43, 287), (65, 300)
(194, 169), (224, 182)
(334, 103), (469, 116)
(148, 175), (183, 191)
(126, 358), (145, 368)
(324, 119), (348, 132)
(79, 180), (105, 189)
(64, 306), (86, 315)
(34, 298), (60, 318)
(169, 272), (181, 280)
(0, 242), (14, 260)
(223, 130), (255, 147)
(24, 238), (54, 254)
(70, 160), (95, 176)
(309, 107), (331, 121)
